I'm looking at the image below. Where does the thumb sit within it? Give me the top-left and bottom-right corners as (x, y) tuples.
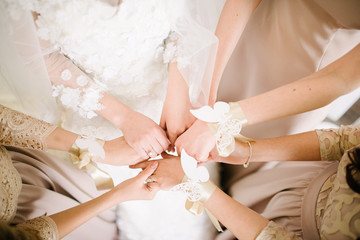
(137, 161), (158, 181)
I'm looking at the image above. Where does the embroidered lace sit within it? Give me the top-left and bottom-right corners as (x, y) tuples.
(16, 215), (59, 240)
(0, 146), (21, 223)
(0, 104), (57, 151)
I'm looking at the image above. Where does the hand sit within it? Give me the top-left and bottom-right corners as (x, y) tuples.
(114, 161), (160, 201)
(101, 137), (143, 166)
(160, 62), (196, 151)
(119, 109), (170, 159)
(175, 119), (216, 161)
(130, 153), (184, 190)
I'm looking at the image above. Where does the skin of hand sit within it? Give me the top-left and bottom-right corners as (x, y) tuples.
(129, 153), (185, 190)
(119, 109), (170, 159)
(175, 119), (216, 161)
(99, 92), (170, 159)
(160, 62), (196, 152)
(49, 161), (159, 239)
(101, 137), (143, 166)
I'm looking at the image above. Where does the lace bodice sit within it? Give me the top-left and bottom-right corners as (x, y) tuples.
(0, 104), (57, 151)
(256, 125), (360, 239)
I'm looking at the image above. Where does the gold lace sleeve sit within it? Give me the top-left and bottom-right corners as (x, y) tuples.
(0, 146), (22, 223)
(16, 215), (59, 240)
(0, 104), (57, 151)
(316, 125), (360, 161)
(317, 147), (360, 239)
(256, 221), (302, 240)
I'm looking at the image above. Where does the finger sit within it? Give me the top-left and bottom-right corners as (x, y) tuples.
(145, 145), (158, 158)
(160, 116), (166, 130)
(174, 138), (183, 155)
(137, 147), (149, 160)
(130, 160), (152, 169)
(146, 182), (160, 191)
(155, 129), (171, 151)
(137, 161), (158, 181)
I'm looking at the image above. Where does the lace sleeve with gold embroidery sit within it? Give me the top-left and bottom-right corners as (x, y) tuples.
(256, 221), (301, 240)
(0, 104), (57, 151)
(16, 215), (59, 240)
(316, 125), (360, 161)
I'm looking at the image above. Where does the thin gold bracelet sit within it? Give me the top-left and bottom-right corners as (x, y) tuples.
(243, 141), (252, 168)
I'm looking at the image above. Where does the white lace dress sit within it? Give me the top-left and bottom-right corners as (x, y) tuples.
(4, 0), (222, 239)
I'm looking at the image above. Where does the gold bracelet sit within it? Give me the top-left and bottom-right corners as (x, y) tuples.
(243, 141), (252, 168)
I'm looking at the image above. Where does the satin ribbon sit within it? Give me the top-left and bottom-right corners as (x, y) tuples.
(182, 176), (223, 232)
(69, 136), (114, 190)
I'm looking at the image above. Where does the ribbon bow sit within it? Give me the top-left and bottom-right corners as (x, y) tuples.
(70, 136), (114, 190)
(171, 150), (223, 232)
(191, 101), (251, 157)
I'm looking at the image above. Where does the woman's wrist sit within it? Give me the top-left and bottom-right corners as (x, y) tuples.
(46, 128), (78, 151)
(97, 92), (132, 129)
(231, 141), (252, 165)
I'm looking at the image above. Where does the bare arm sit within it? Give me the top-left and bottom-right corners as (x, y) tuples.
(213, 131), (320, 165)
(49, 162), (158, 239)
(209, 0), (262, 104)
(205, 188), (268, 240)
(239, 43), (360, 125)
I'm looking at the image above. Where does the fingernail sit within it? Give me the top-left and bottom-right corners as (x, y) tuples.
(151, 161), (158, 169)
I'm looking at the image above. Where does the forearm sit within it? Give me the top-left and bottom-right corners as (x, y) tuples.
(49, 188), (125, 239)
(45, 128), (78, 151)
(97, 92), (132, 128)
(229, 131), (320, 164)
(209, 0), (262, 104)
(204, 188), (268, 240)
(238, 44), (360, 126)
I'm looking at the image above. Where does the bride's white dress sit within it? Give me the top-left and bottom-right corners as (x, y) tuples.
(2, 0), (223, 239)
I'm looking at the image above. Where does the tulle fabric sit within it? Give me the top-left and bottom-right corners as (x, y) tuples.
(0, 0), (225, 122)
(0, 1), (59, 124)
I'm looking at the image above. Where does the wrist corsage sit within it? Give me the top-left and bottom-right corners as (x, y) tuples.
(171, 149), (223, 232)
(69, 136), (114, 190)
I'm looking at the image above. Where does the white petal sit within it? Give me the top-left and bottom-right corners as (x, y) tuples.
(213, 101), (230, 116)
(190, 106), (221, 123)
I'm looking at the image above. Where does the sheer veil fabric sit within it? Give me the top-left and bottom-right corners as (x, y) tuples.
(0, 2), (59, 124)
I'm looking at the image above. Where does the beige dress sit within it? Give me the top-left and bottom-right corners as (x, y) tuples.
(0, 104), (118, 240)
(215, 2), (360, 238)
(223, 125), (360, 239)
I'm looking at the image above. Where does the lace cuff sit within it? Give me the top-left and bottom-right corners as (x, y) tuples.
(0, 104), (57, 151)
(316, 125), (360, 161)
(44, 51), (104, 119)
(256, 221), (301, 240)
(16, 215), (59, 240)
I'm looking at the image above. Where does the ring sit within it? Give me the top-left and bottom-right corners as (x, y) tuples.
(146, 177), (156, 183)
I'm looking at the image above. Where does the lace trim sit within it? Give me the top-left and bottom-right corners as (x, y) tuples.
(256, 221), (301, 240)
(163, 31), (180, 64)
(0, 104), (57, 151)
(171, 181), (202, 202)
(16, 215), (59, 240)
(0, 146), (22, 223)
(316, 125), (360, 161)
